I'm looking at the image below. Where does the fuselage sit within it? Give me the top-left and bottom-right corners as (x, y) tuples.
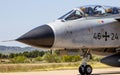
(48, 18), (120, 49)
(16, 5), (120, 49)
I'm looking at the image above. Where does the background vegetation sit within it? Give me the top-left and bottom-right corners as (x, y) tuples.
(0, 50), (108, 72)
(0, 50), (102, 63)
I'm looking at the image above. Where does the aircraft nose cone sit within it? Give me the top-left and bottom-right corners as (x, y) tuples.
(16, 25), (55, 48)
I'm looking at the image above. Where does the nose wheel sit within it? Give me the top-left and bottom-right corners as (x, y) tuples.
(79, 49), (93, 75)
(79, 65), (92, 75)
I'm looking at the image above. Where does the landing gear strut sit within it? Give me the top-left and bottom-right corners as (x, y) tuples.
(79, 49), (93, 75)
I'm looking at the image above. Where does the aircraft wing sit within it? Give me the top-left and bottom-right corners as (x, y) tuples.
(115, 15), (120, 21)
(116, 18), (120, 22)
(113, 14), (120, 22)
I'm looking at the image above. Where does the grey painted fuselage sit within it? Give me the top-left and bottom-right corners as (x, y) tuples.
(49, 17), (120, 49)
(16, 5), (120, 49)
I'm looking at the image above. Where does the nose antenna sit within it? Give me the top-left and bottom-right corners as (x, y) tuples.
(1, 40), (16, 42)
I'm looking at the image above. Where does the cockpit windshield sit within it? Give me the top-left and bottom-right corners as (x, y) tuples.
(58, 10), (74, 20)
(58, 5), (120, 21)
(65, 10), (83, 20)
(58, 9), (83, 21)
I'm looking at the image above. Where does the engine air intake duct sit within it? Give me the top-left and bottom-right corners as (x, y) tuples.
(101, 53), (120, 67)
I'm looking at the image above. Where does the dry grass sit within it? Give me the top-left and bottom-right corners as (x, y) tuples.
(0, 62), (110, 72)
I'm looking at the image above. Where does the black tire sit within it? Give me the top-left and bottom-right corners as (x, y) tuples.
(79, 65), (85, 75)
(84, 65), (92, 75)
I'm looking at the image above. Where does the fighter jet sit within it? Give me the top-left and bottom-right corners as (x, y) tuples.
(16, 5), (120, 75)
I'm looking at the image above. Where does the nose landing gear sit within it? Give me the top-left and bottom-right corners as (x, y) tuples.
(79, 49), (93, 75)
(79, 64), (92, 75)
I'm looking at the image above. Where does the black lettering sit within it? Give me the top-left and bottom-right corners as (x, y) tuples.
(93, 32), (119, 41)
(93, 33), (97, 39)
(111, 33), (114, 40)
(111, 33), (119, 40)
(98, 33), (101, 40)
(115, 33), (119, 40)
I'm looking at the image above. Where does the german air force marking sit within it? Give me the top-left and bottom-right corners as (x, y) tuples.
(93, 32), (119, 41)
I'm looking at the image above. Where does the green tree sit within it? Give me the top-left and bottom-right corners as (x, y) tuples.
(0, 53), (2, 59)
(39, 51), (45, 57)
(1, 54), (8, 59)
(9, 53), (15, 58)
(11, 56), (27, 63)
(92, 55), (102, 61)
(62, 55), (81, 62)
(23, 51), (30, 58)
(72, 55), (81, 62)
(35, 56), (42, 61)
(42, 52), (61, 63)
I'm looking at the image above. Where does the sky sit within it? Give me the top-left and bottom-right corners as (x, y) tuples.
(0, 0), (120, 47)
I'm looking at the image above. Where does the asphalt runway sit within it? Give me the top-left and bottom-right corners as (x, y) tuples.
(0, 68), (120, 75)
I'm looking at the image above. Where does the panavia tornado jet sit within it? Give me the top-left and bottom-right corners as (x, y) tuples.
(16, 5), (120, 75)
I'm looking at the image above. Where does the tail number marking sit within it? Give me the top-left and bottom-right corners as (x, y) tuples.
(93, 32), (119, 41)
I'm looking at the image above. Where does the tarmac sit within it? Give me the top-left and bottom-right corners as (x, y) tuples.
(0, 68), (120, 75)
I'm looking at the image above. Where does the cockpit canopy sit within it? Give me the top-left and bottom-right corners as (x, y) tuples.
(58, 5), (120, 21)
(80, 5), (120, 16)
